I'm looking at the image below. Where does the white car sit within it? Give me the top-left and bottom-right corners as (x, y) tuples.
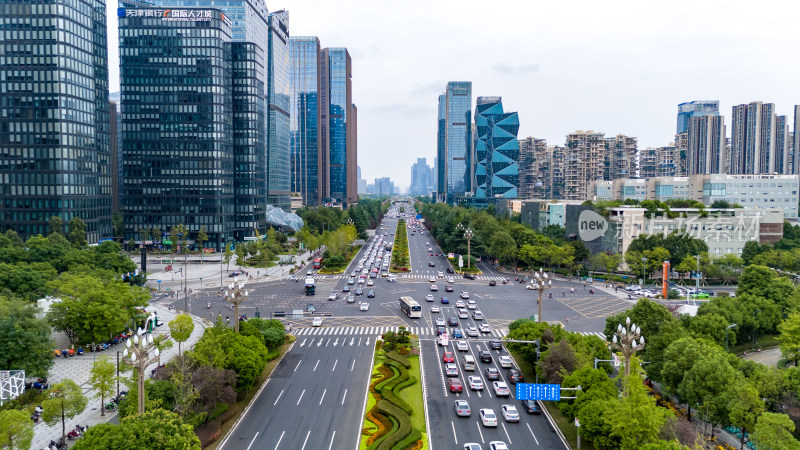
(473, 311), (484, 320)
(460, 291), (470, 299)
(467, 300), (477, 309)
(489, 441), (509, 450)
(430, 285), (438, 291)
(367, 279), (374, 286)
(455, 300), (465, 308)
(435, 318), (446, 327)
(498, 355), (512, 368)
(468, 376), (484, 391)
(312, 317), (324, 327)
(438, 271), (444, 278)
(448, 277), (455, 283)
(479, 323), (491, 334)
(458, 309), (469, 319)
(429, 276), (436, 282)
(479, 408), (498, 427)
(426, 294), (435, 302)
(500, 405), (519, 423)
(493, 381), (511, 397)
(466, 326), (479, 337)
(431, 305), (441, 313)
(456, 340), (469, 351)
(360, 302), (369, 311)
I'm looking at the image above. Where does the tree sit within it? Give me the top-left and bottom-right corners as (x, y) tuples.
(0, 297), (54, 378)
(539, 339), (576, 384)
(196, 226), (209, 263)
(0, 409), (34, 450)
(741, 240), (764, 265)
(89, 356), (118, 417)
(192, 365), (236, 418)
(728, 381), (765, 450)
(168, 314), (194, 357)
(112, 212), (124, 237)
(67, 216), (88, 248)
(169, 224), (189, 253)
(488, 231), (517, 265)
(170, 358), (198, 419)
(711, 199), (731, 208)
(48, 216), (64, 236)
(223, 246), (233, 272)
(576, 398), (618, 448)
(606, 371), (673, 448)
(751, 412), (800, 450)
(558, 366), (617, 419)
(72, 408), (201, 450)
(42, 379), (88, 444)
(779, 312), (800, 367)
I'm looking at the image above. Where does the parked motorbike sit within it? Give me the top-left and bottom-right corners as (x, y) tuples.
(105, 400), (118, 411)
(77, 347), (84, 356)
(66, 428), (81, 440)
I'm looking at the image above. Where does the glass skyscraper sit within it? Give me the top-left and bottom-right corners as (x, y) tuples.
(474, 97), (519, 198)
(266, 11), (291, 211)
(437, 82), (472, 203)
(289, 36), (322, 207)
(0, 0), (112, 243)
(676, 100), (719, 134)
(320, 48), (356, 205)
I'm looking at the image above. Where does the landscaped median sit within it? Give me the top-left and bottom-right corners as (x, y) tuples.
(360, 330), (427, 450)
(390, 219), (410, 272)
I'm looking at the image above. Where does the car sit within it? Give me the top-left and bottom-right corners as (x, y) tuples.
(445, 285), (454, 292)
(312, 317), (324, 327)
(429, 276), (436, 282)
(445, 363), (459, 377)
(626, 284), (641, 291)
(442, 351), (455, 363)
(468, 376), (484, 391)
(460, 291), (470, 299)
(479, 350), (492, 363)
(357, 278), (366, 284)
(489, 442), (509, 450)
(454, 399), (470, 415)
(428, 261), (435, 267)
(447, 267), (455, 273)
(478, 323), (490, 333)
(428, 247), (433, 251)
(499, 404), (520, 423)
(490, 340), (503, 350)
(343, 285), (351, 292)
(430, 305), (441, 313)
(473, 311), (484, 320)
(441, 296), (449, 304)
(498, 355), (512, 368)
(430, 285), (438, 291)
(493, 381), (511, 397)
(360, 302), (369, 311)
(466, 326), (479, 337)
(455, 300), (465, 308)
(367, 279), (374, 286)
(485, 367), (500, 380)
(346, 295), (355, 303)
(464, 444), (482, 450)
(507, 368), (522, 384)
(328, 293), (340, 301)
(526, 284), (539, 290)
(451, 328), (463, 338)
(426, 294), (435, 302)
(456, 340), (469, 351)
(521, 399), (541, 414)
(458, 309), (469, 319)
(467, 300), (477, 309)
(367, 290), (375, 298)
(691, 292), (711, 299)
(437, 326), (447, 336)
(350, 271), (357, 277)
(479, 408), (497, 427)
(489, 280), (496, 286)
(464, 273), (476, 280)
(435, 317), (446, 327)
(450, 380), (464, 394)
(306, 304), (317, 313)
(355, 288), (364, 296)
(438, 271), (444, 278)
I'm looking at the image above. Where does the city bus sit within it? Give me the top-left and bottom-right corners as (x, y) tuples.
(312, 258), (322, 269)
(399, 296), (422, 318)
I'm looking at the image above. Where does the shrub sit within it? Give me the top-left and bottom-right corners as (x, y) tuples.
(393, 429), (422, 450)
(386, 351), (410, 368)
(375, 400), (412, 450)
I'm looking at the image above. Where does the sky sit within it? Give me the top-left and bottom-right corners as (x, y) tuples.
(107, 0), (800, 191)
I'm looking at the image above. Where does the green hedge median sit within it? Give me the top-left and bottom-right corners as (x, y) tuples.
(375, 400), (412, 450)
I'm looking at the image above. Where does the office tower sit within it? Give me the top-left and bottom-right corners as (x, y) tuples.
(606, 135), (638, 180)
(266, 11), (291, 210)
(109, 101), (120, 214)
(375, 177), (393, 197)
(436, 95), (447, 196)
(348, 103), (358, 205)
(564, 131), (606, 200)
(0, 0), (112, 242)
(474, 97), (519, 198)
(686, 115), (726, 175)
(319, 48), (356, 206)
(676, 101), (719, 135)
(794, 106), (800, 175)
(410, 158), (431, 196)
(730, 102), (776, 174)
(289, 36), (322, 206)
(437, 82), (473, 202)
(775, 115), (790, 174)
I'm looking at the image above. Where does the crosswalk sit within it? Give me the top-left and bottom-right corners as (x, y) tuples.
(579, 331), (607, 340)
(293, 326), (510, 337)
(301, 274), (512, 282)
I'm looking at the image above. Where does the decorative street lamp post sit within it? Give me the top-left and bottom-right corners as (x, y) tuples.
(725, 323), (737, 352)
(456, 223), (475, 271)
(611, 316), (645, 379)
(223, 277), (250, 333)
(531, 268), (552, 323)
(641, 257), (648, 286)
(121, 321), (161, 414)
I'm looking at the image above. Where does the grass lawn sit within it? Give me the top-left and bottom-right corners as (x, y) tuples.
(397, 355), (428, 449)
(730, 333), (779, 355)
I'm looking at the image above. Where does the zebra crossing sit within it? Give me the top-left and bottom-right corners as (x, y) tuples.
(293, 325), (510, 337)
(578, 331), (607, 340)
(399, 274), (509, 281)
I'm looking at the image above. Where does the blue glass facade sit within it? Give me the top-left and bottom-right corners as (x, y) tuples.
(266, 10), (291, 211)
(439, 82), (472, 203)
(437, 95), (447, 196)
(676, 100), (719, 134)
(0, 0), (112, 243)
(289, 36), (321, 207)
(323, 48), (353, 204)
(474, 97), (519, 198)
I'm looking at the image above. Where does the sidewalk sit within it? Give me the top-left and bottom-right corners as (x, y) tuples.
(31, 303), (209, 450)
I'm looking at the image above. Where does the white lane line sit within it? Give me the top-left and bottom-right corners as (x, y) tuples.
(272, 431), (283, 450)
(451, 421), (458, 445)
(332, 359), (338, 372)
(245, 432), (259, 450)
(300, 430), (311, 450)
(326, 430), (336, 450)
(341, 389), (348, 405)
(502, 422), (512, 444)
(527, 422), (540, 445)
(476, 420), (485, 444)
(294, 360), (302, 372)
(273, 389), (284, 406)
(297, 389), (305, 405)
(319, 388), (326, 405)
(350, 359), (356, 371)
(313, 360), (320, 371)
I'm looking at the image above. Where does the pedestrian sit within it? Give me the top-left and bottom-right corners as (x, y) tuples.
(583, 284), (586, 290)
(226, 316), (230, 326)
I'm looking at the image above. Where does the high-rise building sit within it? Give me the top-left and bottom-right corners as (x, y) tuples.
(730, 102), (776, 174)
(518, 138), (550, 199)
(0, 0), (112, 242)
(375, 177), (394, 197)
(266, 11), (291, 210)
(410, 158), (432, 196)
(640, 145), (679, 178)
(289, 36), (322, 206)
(677, 101), (719, 135)
(474, 97), (519, 198)
(775, 115), (790, 174)
(794, 106), (800, 175)
(564, 131), (606, 201)
(437, 82), (473, 203)
(686, 115), (726, 175)
(606, 135), (638, 180)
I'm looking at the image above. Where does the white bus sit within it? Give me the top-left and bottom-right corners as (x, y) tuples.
(399, 296), (422, 318)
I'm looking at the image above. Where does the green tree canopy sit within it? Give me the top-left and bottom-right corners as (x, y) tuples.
(89, 356), (118, 417)
(0, 296), (53, 377)
(0, 409), (34, 450)
(168, 314), (195, 357)
(751, 412), (800, 450)
(73, 408), (201, 450)
(42, 379), (88, 443)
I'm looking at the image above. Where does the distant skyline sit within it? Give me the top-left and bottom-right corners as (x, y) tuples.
(107, 0), (800, 189)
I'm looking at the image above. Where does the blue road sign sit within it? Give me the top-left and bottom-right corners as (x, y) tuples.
(516, 383), (561, 401)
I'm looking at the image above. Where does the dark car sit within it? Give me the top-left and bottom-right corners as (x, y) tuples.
(479, 350), (492, 363)
(367, 290), (375, 298)
(490, 340), (503, 350)
(485, 367), (500, 380)
(448, 316), (458, 326)
(342, 285), (351, 292)
(441, 297), (450, 304)
(437, 326), (447, 336)
(463, 273), (476, 280)
(508, 368), (523, 384)
(489, 280), (496, 286)
(447, 267), (455, 273)
(355, 288), (364, 296)
(521, 399), (541, 414)
(428, 261), (435, 267)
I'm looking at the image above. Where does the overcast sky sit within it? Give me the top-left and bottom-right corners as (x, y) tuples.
(107, 0), (800, 191)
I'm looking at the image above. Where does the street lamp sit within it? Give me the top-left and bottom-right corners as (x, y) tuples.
(456, 222), (475, 270)
(725, 323), (737, 352)
(223, 277), (250, 333)
(531, 268), (552, 324)
(121, 322), (161, 414)
(641, 257), (648, 286)
(611, 316), (645, 380)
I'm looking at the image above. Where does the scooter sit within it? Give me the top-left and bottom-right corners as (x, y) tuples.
(105, 400), (117, 411)
(77, 347), (84, 356)
(589, 289), (595, 294)
(66, 428), (81, 440)
(207, 301), (211, 309)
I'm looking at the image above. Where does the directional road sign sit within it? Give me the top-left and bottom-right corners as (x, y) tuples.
(516, 383), (561, 401)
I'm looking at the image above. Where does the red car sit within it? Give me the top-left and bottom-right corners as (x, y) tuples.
(448, 378), (463, 393)
(442, 351), (455, 363)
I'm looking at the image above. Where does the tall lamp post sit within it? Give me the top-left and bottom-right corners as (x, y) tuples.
(223, 277), (250, 333)
(641, 257), (647, 286)
(611, 316), (645, 379)
(725, 323), (737, 352)
(456, 223), (475, 271)
(121, 323), (161, 414)
(531, 268), (552, 323)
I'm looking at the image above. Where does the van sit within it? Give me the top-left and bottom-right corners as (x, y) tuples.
(462, 355), (476, 371)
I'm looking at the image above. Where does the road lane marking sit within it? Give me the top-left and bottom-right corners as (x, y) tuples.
(272, 431), (283, 450)
(333, 338), (339, 347)
(319, 388), (326, 405)
(297, 389), (305, 405)
(350, 359), (356, 371)
(451, 421), (457, 444)
(273, 389), (284, 406)
(332, 359), (338, 371)
(294, 360), (302, 372)
(300, 339), (306, 347)
(313, 360), (320, 371)
(341, 388), (348, 405)
(245, 432), (259, 450)
(476, 421), (485, 444)
(317, 339), (322, 347)
(502, 422), (512, 444)
(326, 338), (331, 346)
(300, 430), (311, 450)
(327, 430), (336, 450)
(358, 337), (362, 346)
(527, 423), (540, 445)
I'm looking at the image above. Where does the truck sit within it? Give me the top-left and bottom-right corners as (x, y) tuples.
(304, 277), (316, 295)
